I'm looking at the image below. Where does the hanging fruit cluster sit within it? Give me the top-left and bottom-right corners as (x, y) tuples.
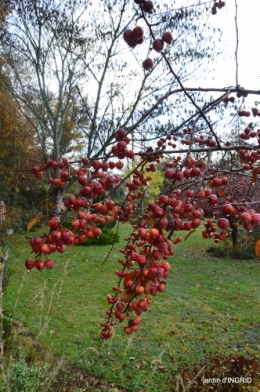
(211, 1), (225, 15)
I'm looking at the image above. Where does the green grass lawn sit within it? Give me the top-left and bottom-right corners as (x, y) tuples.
(2, 225), (260, 391)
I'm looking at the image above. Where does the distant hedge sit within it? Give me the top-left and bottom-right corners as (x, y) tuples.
(61, 218), (119, 246)
(78, 226), (119, 246)
(207, 226), (260, 259)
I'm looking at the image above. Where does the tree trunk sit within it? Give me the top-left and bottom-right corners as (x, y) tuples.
(230, 218), (238, 247)
(52, 186), (67, 216)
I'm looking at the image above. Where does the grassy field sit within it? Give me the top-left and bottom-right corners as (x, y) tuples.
(2, 225), (260, 391)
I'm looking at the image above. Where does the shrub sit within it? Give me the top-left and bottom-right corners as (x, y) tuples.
(207, 227), (260, 260)
(207, 246), (227, 258)
(62, 218), (119, 246)
(78, 225), (119, 246)
(0, 357), (49, 392)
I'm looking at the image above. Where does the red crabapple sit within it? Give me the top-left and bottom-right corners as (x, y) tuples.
(142, 58), (154, 70)
(153, 39), (164, 52)
(162, 32), (173, 44)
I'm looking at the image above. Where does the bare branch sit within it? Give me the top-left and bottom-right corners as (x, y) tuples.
(234, 0), (239, 87)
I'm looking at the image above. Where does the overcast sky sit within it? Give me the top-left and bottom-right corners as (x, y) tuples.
(209, 0), (260, 90)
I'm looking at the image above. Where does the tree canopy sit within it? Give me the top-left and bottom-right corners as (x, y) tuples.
(0, 0), (223, 160)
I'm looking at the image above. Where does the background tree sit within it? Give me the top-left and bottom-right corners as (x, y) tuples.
(0, 0), (90, 158)
(0, 0), (225, 214)
(0, 0), (223, 158)
(0, 74), (44, 208)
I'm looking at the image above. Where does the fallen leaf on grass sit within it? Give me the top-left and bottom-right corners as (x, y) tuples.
(151, 359), (162, 366)
(251, 362), (259, 374)
(158, 366), (168, 371)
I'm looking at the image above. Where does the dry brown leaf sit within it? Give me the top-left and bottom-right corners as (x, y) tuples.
(122, 290), (134, 303)
(252, 167), (260, 183)
(124, 270), (140, 289)
(252, 362), (259, 374)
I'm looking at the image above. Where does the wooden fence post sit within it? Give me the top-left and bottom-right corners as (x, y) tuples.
(0, 201), (6, 223)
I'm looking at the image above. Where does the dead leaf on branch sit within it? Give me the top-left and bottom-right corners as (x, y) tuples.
(252, 167), (260, 183)
(218, 188), (225, 196)
(49, 202), (66, 210)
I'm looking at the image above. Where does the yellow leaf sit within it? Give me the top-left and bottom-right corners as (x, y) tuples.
(255, 239), (260, 256)
(27, 215), (44, 232)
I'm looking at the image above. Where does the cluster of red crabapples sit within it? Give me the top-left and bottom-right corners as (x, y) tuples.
(26, 128), (138, 271)
(205, 201), (260, 243)
(102, 151), (260, 336)
(123, 0), (173, 72)
(102, 167), (260, 337)
(101, 195), (177, 338)
(134, 0), (154, 14)
(238, 149), (260, 171)
(101, 180), (219, 337)
(27, 125), (260, 337)
(211, 1), (225, 15)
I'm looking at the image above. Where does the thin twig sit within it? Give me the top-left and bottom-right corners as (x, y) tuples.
(127, 86), (260, 136)
(134, 144), (260, 156)
(234, 0), (239, 87)
(151, 0), (214, 17)
(75, 85), (107, 157)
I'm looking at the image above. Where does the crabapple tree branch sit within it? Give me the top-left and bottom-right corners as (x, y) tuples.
(4, 0), (260, 341)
